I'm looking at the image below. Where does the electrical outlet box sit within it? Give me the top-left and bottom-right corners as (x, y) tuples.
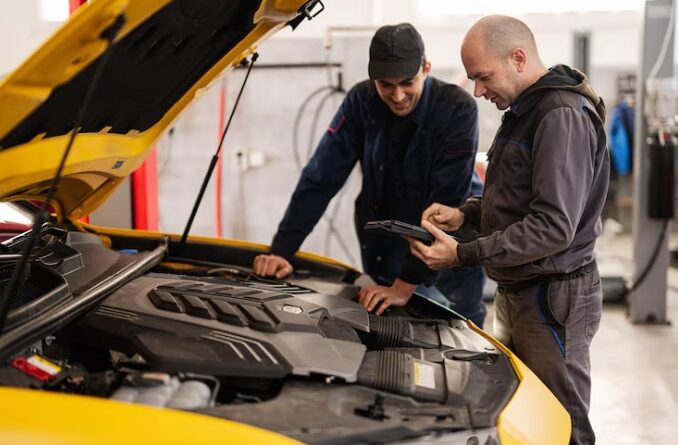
(233, 148), (267, 171)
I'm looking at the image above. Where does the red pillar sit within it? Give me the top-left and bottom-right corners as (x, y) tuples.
(131, 151), (160, 231)
(69, 0), (85, 13)
(130, 137), (160, 229)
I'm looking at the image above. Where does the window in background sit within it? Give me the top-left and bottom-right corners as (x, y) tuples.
(573, 32), (591, 75)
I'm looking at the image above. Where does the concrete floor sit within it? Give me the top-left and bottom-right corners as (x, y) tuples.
(589, 302), (678, 444)
(484, 234), (678, 444)
(590, 234), (678, 444)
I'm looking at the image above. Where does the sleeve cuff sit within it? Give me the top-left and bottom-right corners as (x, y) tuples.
(269, 237), (299, 261)
(459, 197), (481, 229)
(459, 204), (480, 228)
(457, 241), (481, 266)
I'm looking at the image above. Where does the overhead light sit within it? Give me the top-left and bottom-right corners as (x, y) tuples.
(39, 0), (70, 22)
(417, 0), (645, 16)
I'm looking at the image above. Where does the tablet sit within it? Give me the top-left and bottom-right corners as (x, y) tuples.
(364, 220), (434, 244)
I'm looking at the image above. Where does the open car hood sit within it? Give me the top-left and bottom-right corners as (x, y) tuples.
(0, 0), (315, 221)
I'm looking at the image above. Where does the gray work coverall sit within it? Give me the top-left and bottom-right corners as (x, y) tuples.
(456, 65), (610, 445)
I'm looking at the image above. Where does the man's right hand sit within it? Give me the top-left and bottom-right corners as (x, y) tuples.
(422, 203), (465, 231)
(252, 254), (293, 279)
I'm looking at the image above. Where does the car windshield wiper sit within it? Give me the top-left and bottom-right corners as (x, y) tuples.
(0, 14), (126, 334)
(177, 53), (259, 254)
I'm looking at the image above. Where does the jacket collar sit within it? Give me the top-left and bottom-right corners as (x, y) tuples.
(508, 80), (544, 118)
(408, 76), (432, 125)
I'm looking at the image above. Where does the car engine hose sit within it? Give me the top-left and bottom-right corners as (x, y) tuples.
(368, 316), (411, 348)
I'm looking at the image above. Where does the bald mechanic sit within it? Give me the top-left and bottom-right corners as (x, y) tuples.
(253, 23), (486, 326)
(407, 16), (609, 444)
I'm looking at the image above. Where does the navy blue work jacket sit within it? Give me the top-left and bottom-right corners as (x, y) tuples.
(271, 76), (479, 285)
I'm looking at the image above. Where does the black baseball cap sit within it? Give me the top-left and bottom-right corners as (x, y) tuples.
(368, 23), (425, 80)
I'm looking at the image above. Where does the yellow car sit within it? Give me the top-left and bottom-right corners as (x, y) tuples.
(0, 1), (570, 444)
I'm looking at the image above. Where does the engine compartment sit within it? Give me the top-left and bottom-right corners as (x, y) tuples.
(0, 225), (513, 444)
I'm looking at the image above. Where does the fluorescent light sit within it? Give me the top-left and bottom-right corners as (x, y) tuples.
(417, 0), (645, 16)
(39, 0), (70, 22)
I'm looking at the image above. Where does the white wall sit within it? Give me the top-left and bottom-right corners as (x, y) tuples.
(0, 0), (60, 76)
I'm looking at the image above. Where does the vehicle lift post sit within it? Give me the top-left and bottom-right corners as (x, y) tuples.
(629, 0), (676, 324)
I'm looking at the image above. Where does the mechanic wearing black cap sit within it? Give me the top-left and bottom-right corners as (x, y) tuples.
(253, 23), (486, 325)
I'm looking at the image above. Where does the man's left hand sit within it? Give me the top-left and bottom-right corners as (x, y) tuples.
(358, 279), (417, 316)
(407, 220), (461, 270)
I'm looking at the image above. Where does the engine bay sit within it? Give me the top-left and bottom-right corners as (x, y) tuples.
(0, 225), (513, 444)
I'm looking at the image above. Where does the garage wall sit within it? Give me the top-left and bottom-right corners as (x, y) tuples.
(0, 1), (60, 76)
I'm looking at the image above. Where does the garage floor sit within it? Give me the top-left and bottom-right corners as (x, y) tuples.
(589, 301), (678, 444)
(485, 234), (678, 444)
(590, 234), (678, 445)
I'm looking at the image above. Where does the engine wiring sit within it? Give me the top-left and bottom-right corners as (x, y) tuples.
(291, 85), (336, 171)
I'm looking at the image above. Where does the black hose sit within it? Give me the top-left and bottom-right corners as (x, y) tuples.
(622, 219), (669, 298)
(292, 85), (334, 171)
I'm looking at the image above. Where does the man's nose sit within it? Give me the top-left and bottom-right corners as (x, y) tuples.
(392, 87), (406, 102)
(473, 82), (485, 98)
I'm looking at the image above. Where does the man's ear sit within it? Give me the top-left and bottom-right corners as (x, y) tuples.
(423, 60), (432, 76)
(509, 48), (527, 72)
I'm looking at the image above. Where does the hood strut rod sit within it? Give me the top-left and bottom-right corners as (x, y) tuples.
(0, 15), (126, 335)
(177, 53), (259, 254)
